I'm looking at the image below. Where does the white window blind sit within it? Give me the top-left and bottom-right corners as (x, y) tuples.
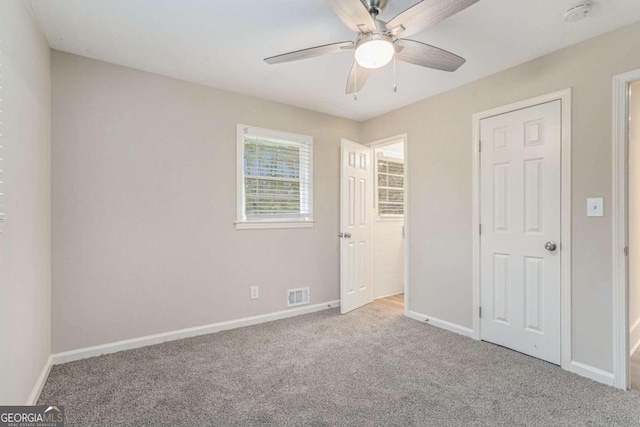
(377, 157), (404, 216)
(237, 125), (313, 228)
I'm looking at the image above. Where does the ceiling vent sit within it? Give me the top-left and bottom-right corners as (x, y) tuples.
(288, 287), (310, 307)
(564, 1), (593, 22)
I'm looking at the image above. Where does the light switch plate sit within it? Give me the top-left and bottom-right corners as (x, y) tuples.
(587, 197), (604, 217)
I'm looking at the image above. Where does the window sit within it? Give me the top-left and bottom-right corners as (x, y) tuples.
(236, 124), (313, 229)
(376, 155), (404, 217)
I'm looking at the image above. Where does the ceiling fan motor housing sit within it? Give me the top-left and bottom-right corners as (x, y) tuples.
(361, 0), (389, 16)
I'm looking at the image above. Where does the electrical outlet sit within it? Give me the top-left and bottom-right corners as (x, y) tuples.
(250, 285), (259, 300)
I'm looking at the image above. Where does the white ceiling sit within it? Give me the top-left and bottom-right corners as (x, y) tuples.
(28, 0), (640, 121)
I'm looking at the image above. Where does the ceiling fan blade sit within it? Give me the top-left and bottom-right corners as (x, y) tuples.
(395, 39), (465, 72)
(386, 0), (479, 38)
(264, 41), (354, 64)
(326, 0), (377, 34)
(345, 62), (372, 94)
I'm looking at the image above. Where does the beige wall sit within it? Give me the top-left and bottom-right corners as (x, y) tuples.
(51, 51), (360, 353)
(629, 82), (640, 355)
(0, 2), (51, 404)
(361, 22), (640, 373)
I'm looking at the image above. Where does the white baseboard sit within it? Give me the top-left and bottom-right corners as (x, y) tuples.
(630, 318), (640, 356)
(52, 300), (340, 365)
(569, 361), (615, 387)
(407, 310), (474, 338)
(26, 355), (53, 405)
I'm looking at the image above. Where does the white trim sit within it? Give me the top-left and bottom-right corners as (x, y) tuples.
(630, 318), (640, 357)
(236, 124), (314, 229)
(235, 220), (314, 230)
(26, 355), (53, 405)
(52, 300), (339, 365)
(366, 134), (410, 317)
(407, 310), (475, 338)
(613, 69), (640, 389)
(367, 136), (406, 149)
(569, 361), (615, 387)
(471, 89), (573, 370)
(241, 125), (313, 145)
(403, 134), (410, 317)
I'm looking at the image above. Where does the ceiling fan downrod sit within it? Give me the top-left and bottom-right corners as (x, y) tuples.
(361, 0), (389, 17)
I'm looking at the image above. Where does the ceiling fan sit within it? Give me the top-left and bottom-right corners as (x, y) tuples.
(264, 0), (479, 96)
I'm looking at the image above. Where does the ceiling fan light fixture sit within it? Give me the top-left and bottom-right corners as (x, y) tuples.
(354, 35), (394, 69)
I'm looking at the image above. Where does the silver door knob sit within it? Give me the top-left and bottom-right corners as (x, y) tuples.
(545, 241), (557, 252)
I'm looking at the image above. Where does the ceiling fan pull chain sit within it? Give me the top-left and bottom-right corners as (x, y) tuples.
(354, 64), (358, 100)
(393, 56), (397, 93)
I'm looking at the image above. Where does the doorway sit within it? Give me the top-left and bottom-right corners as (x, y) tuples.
(472, 89), (572, 370)
(630, 81), (640, 391)
(370, 139), (406, 315)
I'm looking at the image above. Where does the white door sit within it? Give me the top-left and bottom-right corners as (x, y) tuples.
(480, 100), (562, 364)
(340, 139), (372, 314)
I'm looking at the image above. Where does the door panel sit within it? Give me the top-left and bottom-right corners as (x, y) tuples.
(340, 139), (372, 314)
(492, 253), (510, 324)
(480, 100), (561, 364)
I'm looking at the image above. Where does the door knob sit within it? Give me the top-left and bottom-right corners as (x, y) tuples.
(338, 232), (352, 239)
(545, 241), (557, 252)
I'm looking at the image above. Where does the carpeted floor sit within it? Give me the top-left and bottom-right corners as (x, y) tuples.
(39, 305), (640, 426)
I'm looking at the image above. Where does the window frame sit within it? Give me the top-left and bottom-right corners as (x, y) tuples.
(375, 152), (405, 220)
(236, 124), (314, 230)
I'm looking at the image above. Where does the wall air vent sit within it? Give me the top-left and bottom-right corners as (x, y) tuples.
(288, 287), (310, 307)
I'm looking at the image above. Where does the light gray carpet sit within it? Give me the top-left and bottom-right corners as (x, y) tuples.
(39, 305), (640, 426)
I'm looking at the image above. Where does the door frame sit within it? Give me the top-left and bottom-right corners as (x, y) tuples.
(612, 69), (640, 390)
(471, 89), (573, 370)
(367, 134), (409, 316)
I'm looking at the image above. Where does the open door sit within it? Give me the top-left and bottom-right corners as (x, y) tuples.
(340, 139), (372, 314)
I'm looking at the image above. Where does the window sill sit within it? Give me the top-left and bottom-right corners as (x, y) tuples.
(235, 220), (315, 230)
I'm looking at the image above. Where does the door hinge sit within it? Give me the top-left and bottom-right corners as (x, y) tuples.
(479, 307), (482, 318)
(625, 247), (629, 256)
(479, 224), (482, 235)
(479, 141), (482, 152)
